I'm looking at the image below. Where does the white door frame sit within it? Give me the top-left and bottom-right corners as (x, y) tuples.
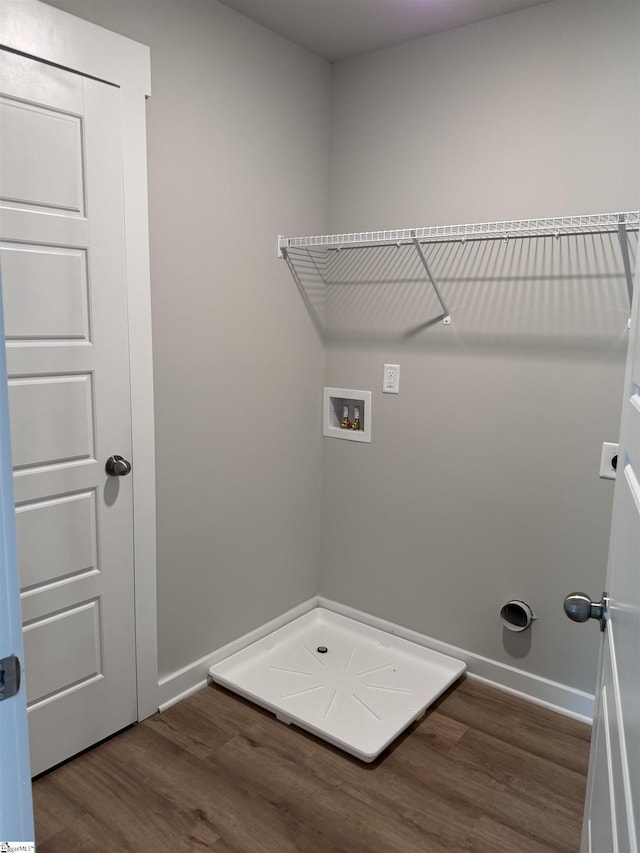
(0, 270), (34, 840)
(0, 0), (158, 719)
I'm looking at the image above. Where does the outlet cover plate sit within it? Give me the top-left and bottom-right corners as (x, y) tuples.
(599, 442), (619, 480)
(383, 364), (400, 394)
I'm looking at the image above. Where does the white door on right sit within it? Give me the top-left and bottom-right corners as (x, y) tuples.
(579, 247), (640, 851)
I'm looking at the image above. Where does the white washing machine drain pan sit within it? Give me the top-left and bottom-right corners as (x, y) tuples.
(209, 608), (466, 762)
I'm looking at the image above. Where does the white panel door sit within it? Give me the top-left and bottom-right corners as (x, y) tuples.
(0, 48), (137, 776)
(580, 250), (640, 850)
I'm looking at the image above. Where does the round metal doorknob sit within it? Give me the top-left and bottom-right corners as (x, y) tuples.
(105, 455), (132, 477)
(563, 591), (608, 632)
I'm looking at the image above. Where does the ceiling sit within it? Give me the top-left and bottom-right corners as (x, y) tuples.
(218, 0), (554, 62)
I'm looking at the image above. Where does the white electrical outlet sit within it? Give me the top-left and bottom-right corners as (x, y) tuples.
(383, 364), (400, 394)
(599, 442), (620, 480)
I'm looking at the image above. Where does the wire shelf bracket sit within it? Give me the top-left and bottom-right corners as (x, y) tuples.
(278, 210), (640, 325)
(411, 235), (451, 325)
(616, 214), (635, 310)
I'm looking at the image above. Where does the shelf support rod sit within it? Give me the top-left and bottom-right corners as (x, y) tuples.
(616, 216), (634, 311)
(412, 237), (451, 325)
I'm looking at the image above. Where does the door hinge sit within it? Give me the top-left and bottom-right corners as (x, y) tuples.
(0, 654), (21, 701)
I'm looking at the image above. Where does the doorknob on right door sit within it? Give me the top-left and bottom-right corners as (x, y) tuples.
(563, 591), (608, 632)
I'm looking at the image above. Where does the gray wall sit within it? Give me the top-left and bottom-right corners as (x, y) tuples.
(321, 1), (639, 694)
(44, 0), (331, 678)
(43, 0), (639, 698)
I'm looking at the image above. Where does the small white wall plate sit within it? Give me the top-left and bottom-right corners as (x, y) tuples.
(599, 442), (619, 480)
(382, 364), (400, 394)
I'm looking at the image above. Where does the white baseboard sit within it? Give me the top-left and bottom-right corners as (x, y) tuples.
(157, 596), (319, 712)
(157, 595), (593, 722)
(318, 597), (594, 723)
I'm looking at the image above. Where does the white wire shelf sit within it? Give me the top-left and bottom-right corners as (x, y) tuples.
(278, 211), (640, 254)
(279, 210), (639, 326)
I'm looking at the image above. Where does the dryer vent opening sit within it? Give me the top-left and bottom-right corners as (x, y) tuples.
(500, 600), (535, 632)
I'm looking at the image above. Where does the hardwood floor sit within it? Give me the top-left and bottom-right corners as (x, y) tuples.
(33, 677), (591, 852)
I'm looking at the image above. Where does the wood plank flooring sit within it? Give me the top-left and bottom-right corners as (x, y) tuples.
(33, 677), (591, 852)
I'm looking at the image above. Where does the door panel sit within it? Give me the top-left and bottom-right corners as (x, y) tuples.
(0, 48), (137, 775)
(0, 98), (84, 213)
(23, 599), (102, 706)
(15, 491), (98, 590)
(588, 685), (616, 853)
(0, 244), (89, 341)
(8, 375), (95, 468)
